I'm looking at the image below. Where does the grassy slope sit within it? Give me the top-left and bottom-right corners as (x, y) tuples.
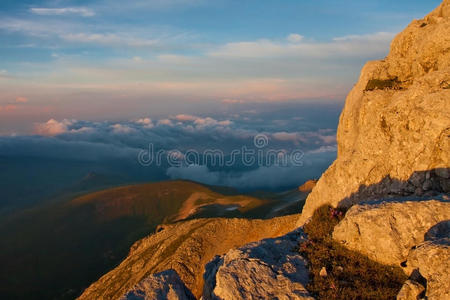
(299, 205), (407, 300)
(0, 180), (291, 300)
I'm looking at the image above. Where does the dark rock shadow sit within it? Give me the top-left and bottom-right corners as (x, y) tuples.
(337, 168), (449, 209)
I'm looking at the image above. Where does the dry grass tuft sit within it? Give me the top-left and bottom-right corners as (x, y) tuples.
(299, 205), (407, 300)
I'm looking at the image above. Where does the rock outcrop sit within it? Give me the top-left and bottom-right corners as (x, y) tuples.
(405, 238), (450, 300)
(203, 229), (313, 300)
(332, 197), (450, 266)
(78, 215), (300, 299)
(119, 270), (195, 300)
(299, 0), (450, 224)
(396, 279), (425, 300)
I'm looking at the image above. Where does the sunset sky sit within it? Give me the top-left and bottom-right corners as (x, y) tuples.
(0, 0), (441, 134)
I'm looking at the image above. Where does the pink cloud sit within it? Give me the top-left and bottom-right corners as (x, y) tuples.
(15, 97), (28, 103)
(135, 117), (154, 128)
(157, 119), (173, 126)
(34, 119), (73, 136)
(173, 114), (198, 122)
(221, 99), (243, 104)
(0, 104), (18, 112)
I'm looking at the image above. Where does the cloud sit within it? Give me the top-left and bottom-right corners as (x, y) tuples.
(30, 7), (95, 17)
(173, 114), (198, 122)
(111, 124), (135, 134)
(0, 105), (18, 112)
(0, 18), (181, 50)
(272, 132), (304, 143)
(166, 153), (334, 190)
(192, 117), (232, 128)
(61, 33), (158, 47)
(287, 33), (304, 43)
(135, 118), (154, 128)
(209, 32), (395, 58)
(157, 119), (174, 126)
(15, 97), (28, 103)
(222, 99), (244, 104)
(2, 103), (339, 190)
(33, 119), (74, 136)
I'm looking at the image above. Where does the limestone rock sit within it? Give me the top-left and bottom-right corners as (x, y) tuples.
(299, 0), (450, 225)
(396, 280), (425, 300)
(332, 197), (450, 266)
(406, 238), (450, 300)
(119, 270), (195, 300)
(78, 215), (300, 300)
(203, 230), (314, 300)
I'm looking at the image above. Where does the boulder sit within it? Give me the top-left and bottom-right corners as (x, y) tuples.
(405, 238), (450, 300)
(203, 229), (314, 300)
(332, 197), (450, 266)
(120, 270), (195, 300)
(396, 280), (425, 300)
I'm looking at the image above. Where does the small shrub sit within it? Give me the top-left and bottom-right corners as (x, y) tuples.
(300, 205), (407, 300)
(365, 78), (402, 91)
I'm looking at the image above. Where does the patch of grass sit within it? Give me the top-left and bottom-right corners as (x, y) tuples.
(299, 205), (407, 300)
(365, 78), (403, 91)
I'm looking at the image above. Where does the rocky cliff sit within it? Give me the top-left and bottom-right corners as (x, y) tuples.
(299, 0), (450, 224)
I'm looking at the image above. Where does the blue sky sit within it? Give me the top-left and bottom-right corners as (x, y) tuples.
(0, 0), (442, 134)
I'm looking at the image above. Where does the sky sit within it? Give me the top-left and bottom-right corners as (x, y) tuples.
(0, 0), (442, 134)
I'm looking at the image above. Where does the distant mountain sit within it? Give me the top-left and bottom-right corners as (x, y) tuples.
(0, 180), (305, 300)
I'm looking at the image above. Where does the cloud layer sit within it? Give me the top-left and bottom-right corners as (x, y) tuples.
(30, 7), (95, 17)
(0, 102), (340, 191)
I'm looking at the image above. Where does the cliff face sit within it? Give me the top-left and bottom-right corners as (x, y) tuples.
(300, 0), (450, 223)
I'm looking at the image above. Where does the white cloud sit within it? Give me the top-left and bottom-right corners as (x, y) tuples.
(173, 114), (198, 122)
(209, 32), (395, 58)
(30, 7), (95, 17)
(34, 119), (74, 136)
(193, 117), (232, 128)
(157, 119), (173, 126)
(61, 33), (158, 47)
(169, 115), (232, 128)
(287, 33), (304, 43)
(111, 123), (135, 133)
(135, 117), (154, 128)
(333, 32), (394, 42)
